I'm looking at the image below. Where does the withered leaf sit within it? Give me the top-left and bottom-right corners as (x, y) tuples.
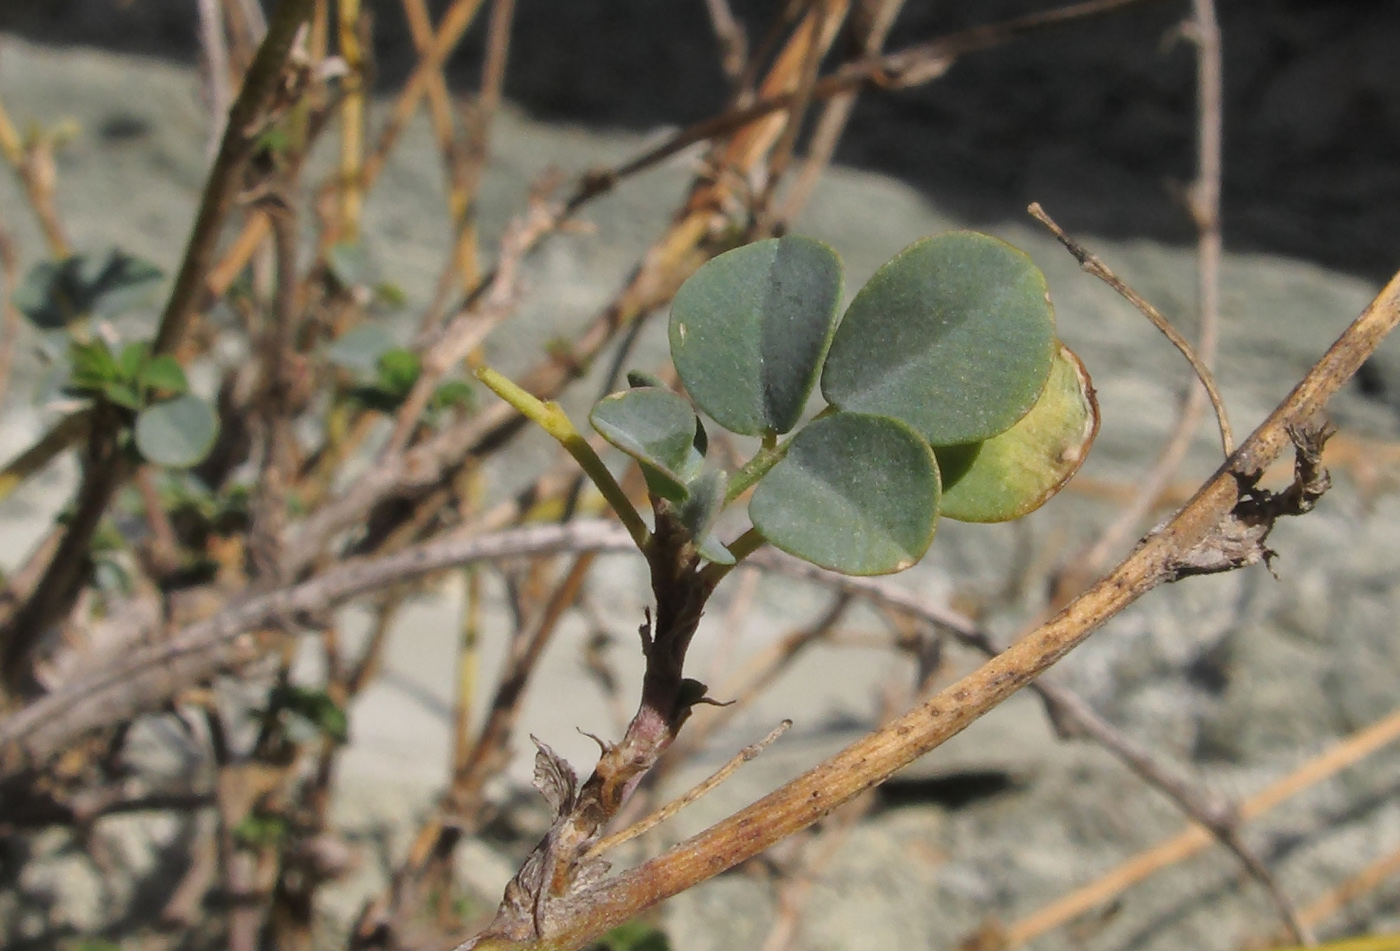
(531, 736), (578, 820)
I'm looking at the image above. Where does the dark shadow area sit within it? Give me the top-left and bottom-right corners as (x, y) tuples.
(874, 769), (1022, 812)
(1, 0), (1397, 283)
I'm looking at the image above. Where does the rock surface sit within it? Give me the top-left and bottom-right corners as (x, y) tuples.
(1, 30), (1399, 951)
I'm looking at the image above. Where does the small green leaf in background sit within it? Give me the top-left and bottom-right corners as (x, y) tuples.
(68, 338), (121, 392)
(750, 412), (939, 575)
(103, 381), (144, 412)
(234, 810), (289, 848)
(117, 341), (149, 381)
(327, 324), (397, 374)
(373, 281), (408, 311)
(590, 387), (700, 503)
(377, 348), (421, 395)
(429, 379), (476, 414)
(64, 939), (124, 951)
(936, 343), (1099, 522)
(821, 231), (1056, 446)
(136, 394), (220, 468)
(670, 235), (843, 436)
(13, 248), (164, 329)
(267, 685), (350, 744)
(588, 920), (672, 951)
(138, 354), (189, 395)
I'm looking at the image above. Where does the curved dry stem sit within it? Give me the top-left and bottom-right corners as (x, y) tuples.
(1029, 202), (1233, 457)
(587, 719), (792, 858)
(0, 520), (636, 775)
(1056, 0), (1233, 592)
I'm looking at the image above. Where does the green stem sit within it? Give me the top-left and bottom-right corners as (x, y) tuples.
(726, 443), (787, 503)
(728, 408), (838, 503)
(476, 367), (650, 550)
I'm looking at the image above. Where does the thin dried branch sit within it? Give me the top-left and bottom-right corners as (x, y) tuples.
(0, 93), (71, 256)
(1050, 1), (1230, 594)
(399, 0), (474, 298)
(0, 0), (317, 692)
(362, 0), (487, 190)
(753, 0), (847, 221)
(0, 211), (22, 406)
(587, 718), (792, 857)
(336, 0), (366, 240)
(1031, 675), (1310, 943)
(703, 0), (749, 83)
(457, 264), (1400, 951)
(1030, 202), (1233, 456)
(1004, 705), (1400, 948)
(774, 0), (904, 223)
(380, 192), (549, 461)
(452, 564), (484, 774)
(154, 0), (316, 357)
(583, 0), (1162, 202)
(0, 409), (92, 505)
(453, 0), (517, 291)
(0, 520), (635, 777)
(197, 0), (234, 161)
(756, 551), (1303, 942)
(1298, 844), (1400, 936)
(448, 553), (598, 817)
(249, 196), (302, 582)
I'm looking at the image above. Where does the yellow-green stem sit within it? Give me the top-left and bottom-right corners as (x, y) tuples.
(476, 367), (650, 549)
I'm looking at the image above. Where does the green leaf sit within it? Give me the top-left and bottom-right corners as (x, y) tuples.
(377, 348), (422, 396)
(678, 468), (732, 564)
(937, 343), (1099, 522)
(670, 235), (843, 436)
(327, 324), (396, 374)
(139, 354), (189, 395)
(118, 341), (149, 381)
(234, 810), (288, 848)
(135, 394), (220, 468)
(429, 379), (475, 413)
(102, 380), (144, 411)
(821, 231), (1056, 446)
(589, 387), (699, 503)
(13, 249), (163, 328)
(68, 339), (121, 391)
(373, 281), (408, 311)
(268, 685), (350, 743)
(750, 412), (939, 575)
